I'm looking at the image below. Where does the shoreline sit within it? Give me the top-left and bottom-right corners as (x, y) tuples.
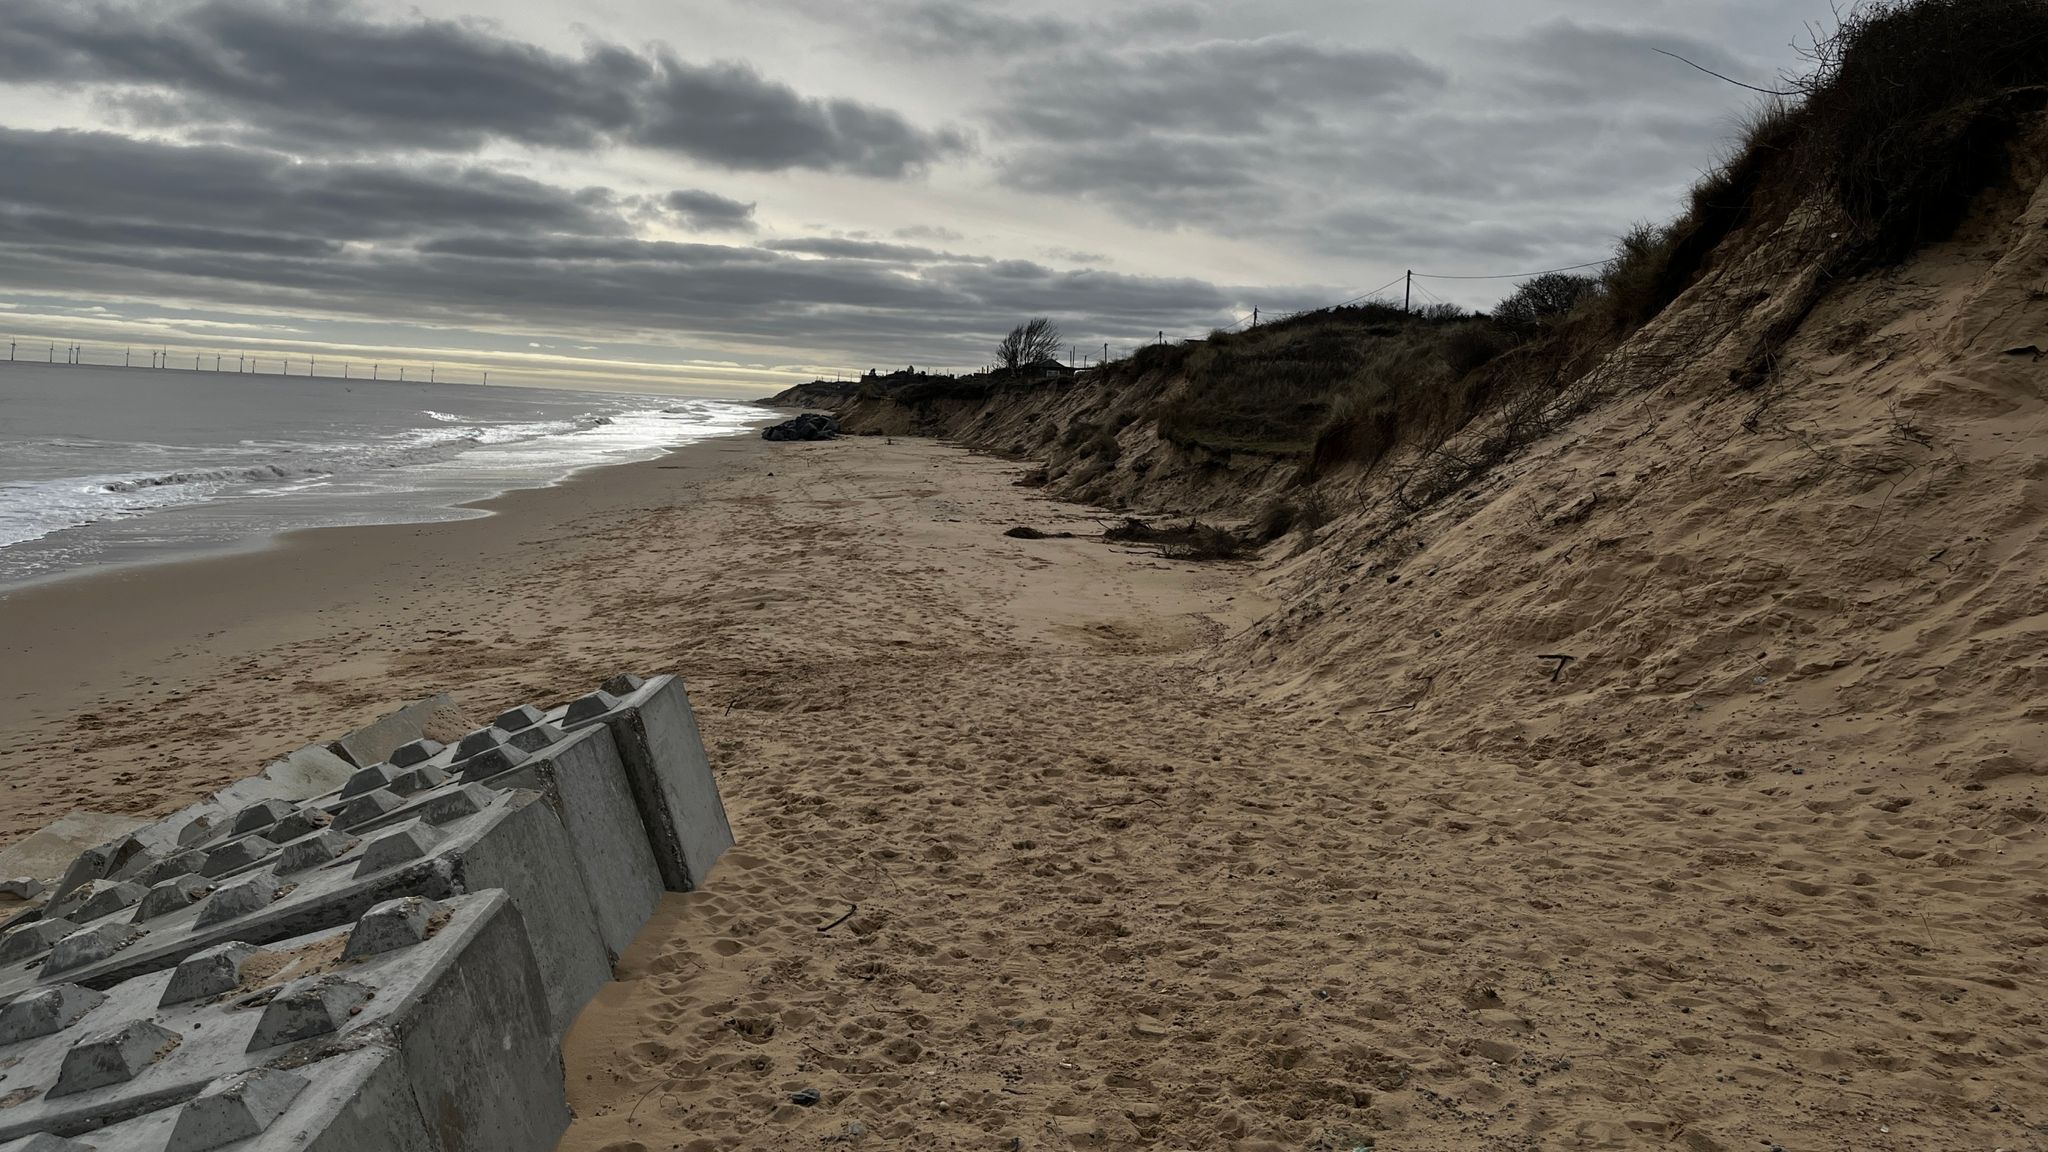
(0, 428), (773, 842)
(0, 381), (770, 594)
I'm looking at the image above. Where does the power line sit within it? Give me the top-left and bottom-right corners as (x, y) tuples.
(1412, 258), (1613, 281)
(1417, 258), (1614, 281)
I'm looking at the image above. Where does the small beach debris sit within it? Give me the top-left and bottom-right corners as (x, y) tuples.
(792, 1087), (822, 1106)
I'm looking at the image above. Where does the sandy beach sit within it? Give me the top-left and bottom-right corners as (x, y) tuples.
(2, 427), (2039, 1150)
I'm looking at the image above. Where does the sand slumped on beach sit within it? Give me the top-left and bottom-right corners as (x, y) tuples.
(0, 430), (2036, 1149)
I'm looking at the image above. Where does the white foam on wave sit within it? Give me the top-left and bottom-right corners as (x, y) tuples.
(0, 399), (760, 551)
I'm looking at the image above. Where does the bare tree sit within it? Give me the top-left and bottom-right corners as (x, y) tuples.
(996, 317), (1063, 370)
(1492, 272), (1598, 333)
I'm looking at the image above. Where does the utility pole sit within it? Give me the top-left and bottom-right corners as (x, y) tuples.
(1252, 308), (1260, 327)
(1404, 270), (1412, 316)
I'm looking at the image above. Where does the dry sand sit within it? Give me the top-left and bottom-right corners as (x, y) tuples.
(0, 427), (2039, 1150)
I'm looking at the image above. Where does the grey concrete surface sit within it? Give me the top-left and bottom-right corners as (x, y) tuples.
(0, 891), (564, 1152)
(326, 695), (466, 770)
(562, 674), (734, 891)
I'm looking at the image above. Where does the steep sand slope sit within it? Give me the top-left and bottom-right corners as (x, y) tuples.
(1236, 143), (2048, 799)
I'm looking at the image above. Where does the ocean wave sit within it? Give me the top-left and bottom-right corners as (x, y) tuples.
(102, 463), (324, 493)
(1, 401), (756, 556)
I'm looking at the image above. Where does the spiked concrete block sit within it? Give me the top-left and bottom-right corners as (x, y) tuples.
(337, 764), (398, 801)
(44, 923), (146, 977)
(333, 790), (403, 831)
(50, 837), (148, 904)
(453, 727), (511, 761)
(274, 831), (356, 876)
(193, 871), (288, 930)
(49, 881), (143, 924)
(385, 765), (447, 796)
(49, 1019), (181, 1097)
(561, 674), (734, 892)
(134, 876), (213, 923)
(0, 986), (105, 1045)
(0, 921), (77, 966)
(1, 879), (47, 900)
(198, 837), (277, 880)
(159, 943), (259, 1007)
(493, 704), (548, 732)
(267, 807), (331, 843)
(385, 737), (443, 769)
(354, 825), (443, 876)
(0, 891), (565, 1152)
(0, 791), (609, 1035)
(454, 742), (528, 781)
(166, 1068), (306, 1152)
(230, 802), (295, 837)
(73, 883), (148, 924)
(52, 1050), (426, 1151)
(250, 977), (372, 1049)
(141, 850), (209, 887)
(341, 897), (438, 960)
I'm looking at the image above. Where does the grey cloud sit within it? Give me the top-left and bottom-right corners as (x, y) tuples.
(761, 237), (950, 262)
(894, 225), (964, 242)
(1493, 19), (1785, 106)
(984, 34), (1445, 227)
(891, 1), (1082, 53)
(767, 0), (1203, 58)
(995, 36), (1447, 142)
(636, 57), (970, 174)
(0, 128), (631, 242)
(0, 127), (1270, 365)
(999, 136), (1278, 227)
(0, 0), (963, 175)
(663, 190), (759, 232)
(979, 14), (1784, 278)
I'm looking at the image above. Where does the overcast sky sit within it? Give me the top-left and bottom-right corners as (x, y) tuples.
(0, 0), (1834, 395)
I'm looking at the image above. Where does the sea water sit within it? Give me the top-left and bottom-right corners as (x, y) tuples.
(0, 363), (762, 587)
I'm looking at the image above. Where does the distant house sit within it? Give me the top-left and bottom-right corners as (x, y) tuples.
(1025, 358), (1075, 380)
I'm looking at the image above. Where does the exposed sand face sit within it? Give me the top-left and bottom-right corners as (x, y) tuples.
(2, 428), (2042, 1150)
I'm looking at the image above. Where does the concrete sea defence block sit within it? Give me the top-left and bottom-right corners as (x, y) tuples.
(0, 790), (609, 1035)
(326, 694), (467, 770)
(0, 890), (564, 1152)
(455, 723), (663, 957)
(559, 673), (734, 892)
(2, 669), (732, 1148)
